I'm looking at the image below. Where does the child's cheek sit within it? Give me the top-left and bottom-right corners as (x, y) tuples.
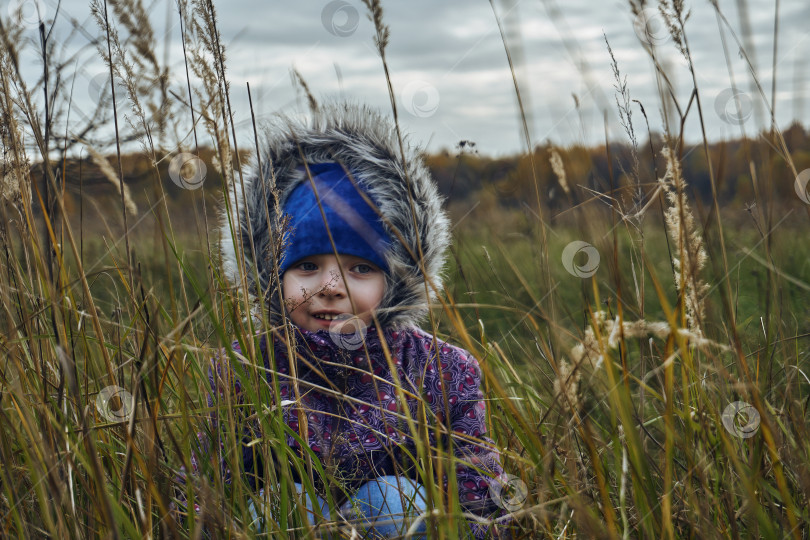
(282, 274), (311, 309)
(281, 275), (293, 304)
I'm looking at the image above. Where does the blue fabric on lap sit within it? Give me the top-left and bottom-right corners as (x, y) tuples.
(341, 475), (427, 538)
(248, 475), (427, 539)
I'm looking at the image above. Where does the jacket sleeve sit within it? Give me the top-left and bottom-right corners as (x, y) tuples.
(446, 348), (507, 538)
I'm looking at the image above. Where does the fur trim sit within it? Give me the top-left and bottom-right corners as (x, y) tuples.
(220, 102), (451, 329)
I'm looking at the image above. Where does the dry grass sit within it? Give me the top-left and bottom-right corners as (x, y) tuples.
(0, 0), (808, 539)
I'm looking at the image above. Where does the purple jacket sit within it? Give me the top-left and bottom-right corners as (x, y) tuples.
(185, 323), (505, 537)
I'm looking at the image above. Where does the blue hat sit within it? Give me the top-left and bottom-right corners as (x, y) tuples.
(279, 162), (390, 274)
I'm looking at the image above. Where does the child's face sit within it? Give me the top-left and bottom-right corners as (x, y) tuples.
(282, 254), (385, 332)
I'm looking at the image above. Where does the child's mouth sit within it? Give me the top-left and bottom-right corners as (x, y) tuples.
(312, 313), (351, 321)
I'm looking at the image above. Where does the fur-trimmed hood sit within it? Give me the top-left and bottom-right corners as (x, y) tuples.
(220, 102), (451, 330)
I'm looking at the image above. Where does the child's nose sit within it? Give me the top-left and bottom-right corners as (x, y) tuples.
(319, 266), (347, 297)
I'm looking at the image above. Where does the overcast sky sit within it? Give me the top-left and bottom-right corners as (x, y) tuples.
(10, 0), (810, 157)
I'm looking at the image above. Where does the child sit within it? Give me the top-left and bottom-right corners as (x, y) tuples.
(184, 103), (505, 538)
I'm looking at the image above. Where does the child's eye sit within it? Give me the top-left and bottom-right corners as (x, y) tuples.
(352, 263), (374, 274)
(297, 261), (317, 271)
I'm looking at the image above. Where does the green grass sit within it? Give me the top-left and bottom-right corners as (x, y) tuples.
(1, 0), (810, 538)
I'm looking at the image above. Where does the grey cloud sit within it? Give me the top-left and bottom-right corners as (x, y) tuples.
(21, 0), (810, 156)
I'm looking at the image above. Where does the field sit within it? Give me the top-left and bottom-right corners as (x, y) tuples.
(1, 0), (810, 538)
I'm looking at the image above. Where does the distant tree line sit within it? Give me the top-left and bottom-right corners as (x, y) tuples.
(426, 123), (809, 212)
(29, 123), (810, 222)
